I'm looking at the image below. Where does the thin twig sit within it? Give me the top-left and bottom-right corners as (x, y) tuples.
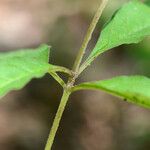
(49, 64), (73, 76)
(44, 90), (71, 150)
(73, 0), (109, 74)
(44, 1), (109, 150)
(49, 72), (66, 88)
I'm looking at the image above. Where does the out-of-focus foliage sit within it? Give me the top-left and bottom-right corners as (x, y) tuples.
(126, 37), (150, 76)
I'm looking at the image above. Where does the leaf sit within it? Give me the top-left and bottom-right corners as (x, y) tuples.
(0, 44), (50, 97)
(145, 0), (150, 6)
(88, 0), (150, 63)
(74, 76), (150, 108)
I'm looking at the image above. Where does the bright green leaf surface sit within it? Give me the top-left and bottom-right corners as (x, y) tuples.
(88, 0), (150, 62)
(74, 76), (150, 108)
(0, 44), (50, 97)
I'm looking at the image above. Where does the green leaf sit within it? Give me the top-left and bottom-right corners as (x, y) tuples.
(74, 76), (150, 108)
(0, 44), (50, 97)
(88, 0), (150, 63)
(145, 0), (150, 6)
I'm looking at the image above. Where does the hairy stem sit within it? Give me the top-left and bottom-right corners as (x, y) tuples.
(49, 72), (66, 88)
(73, 0), (109, 73)
(44, 89), (71, 150)
(44, 0), (108, 149)
(49, 64), (73, 76)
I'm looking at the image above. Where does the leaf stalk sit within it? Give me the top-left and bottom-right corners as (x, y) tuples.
(49, 72), (66, 88)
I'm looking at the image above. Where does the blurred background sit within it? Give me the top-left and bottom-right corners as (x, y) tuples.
(0, 0), (150, 149)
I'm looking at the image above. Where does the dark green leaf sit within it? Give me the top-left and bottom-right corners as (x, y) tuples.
(145, 0), (150, 6)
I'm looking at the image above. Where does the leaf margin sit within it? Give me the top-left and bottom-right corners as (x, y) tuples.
(73, 75), (150, 109)
(0, 44), (51, 98)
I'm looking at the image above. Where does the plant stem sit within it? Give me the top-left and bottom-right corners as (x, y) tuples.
(44, 1), (109, 149)
(73, 0), (109, 73)
(49, 64), (73, 76)
(49, 72), (66, 88)
(44, 89), (71, 150)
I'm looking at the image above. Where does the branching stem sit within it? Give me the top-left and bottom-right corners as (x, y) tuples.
(49, 64), (73, 76)
(73, 0), (109, 74)
(49, 72), (66, 88)
(44, 0), (108, 149)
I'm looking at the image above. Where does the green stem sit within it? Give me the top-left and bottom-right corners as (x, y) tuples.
(49, 64), (73, 76)
(78, 0), (108, 74)
(73, 0), (109, 73)
(78, 57), (94, 75)
(49, 72), (66, 88)
(44, 89), (71, 150)
(44, 1), (109, 149)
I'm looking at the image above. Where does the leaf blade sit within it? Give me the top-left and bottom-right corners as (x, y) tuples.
(74, 76), (150, 108)
(88, 0), (150, 62)
(0, 44), (50, 97)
